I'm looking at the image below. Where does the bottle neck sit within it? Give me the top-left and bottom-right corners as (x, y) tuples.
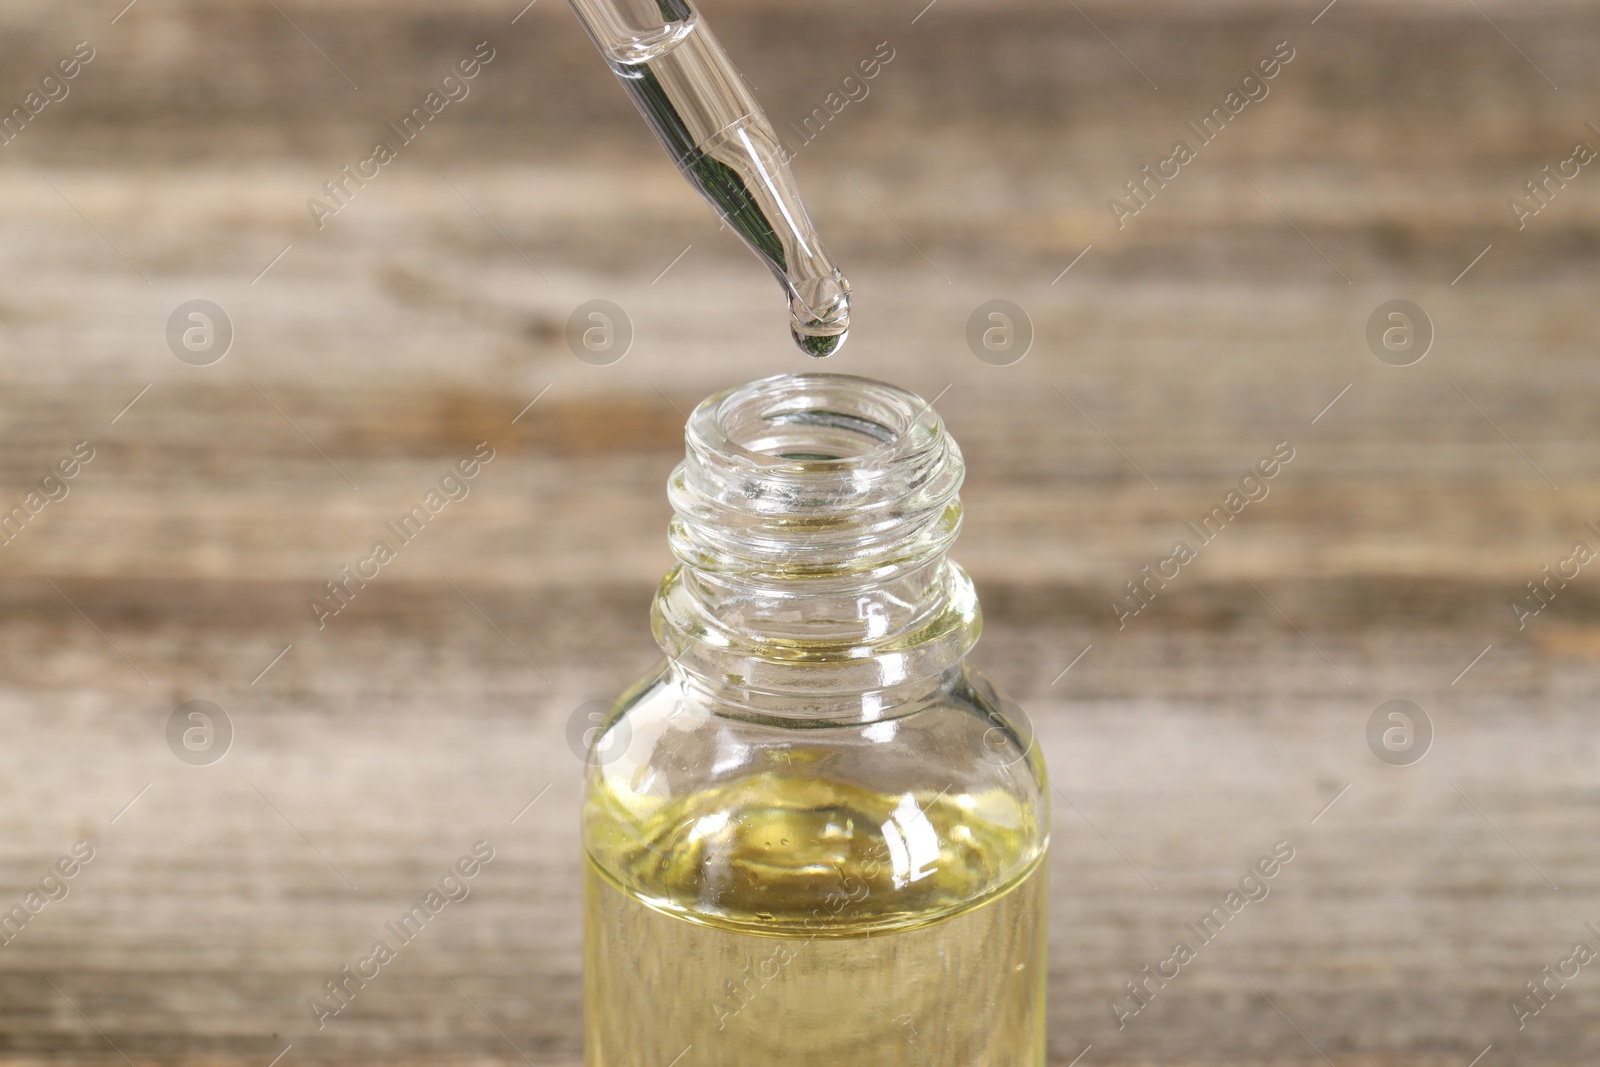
(651, 374), (980, 719)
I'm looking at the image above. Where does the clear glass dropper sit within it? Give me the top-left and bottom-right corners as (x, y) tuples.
(566, 0), (851, 357)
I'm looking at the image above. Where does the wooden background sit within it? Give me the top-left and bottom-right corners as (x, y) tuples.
(1, 0), (1598, 1063)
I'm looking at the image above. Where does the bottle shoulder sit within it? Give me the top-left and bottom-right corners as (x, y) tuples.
(582, 663), (1048, 937)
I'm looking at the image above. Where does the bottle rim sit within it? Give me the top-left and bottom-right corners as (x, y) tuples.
(685, 372), (945, 477)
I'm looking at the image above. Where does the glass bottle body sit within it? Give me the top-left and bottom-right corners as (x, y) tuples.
(581, 374), (1048, 1066)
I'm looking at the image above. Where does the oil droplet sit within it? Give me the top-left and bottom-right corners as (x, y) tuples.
(792, 320), (847, 357)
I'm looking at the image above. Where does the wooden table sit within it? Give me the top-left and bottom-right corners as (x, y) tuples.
(1, 0), (1597, 1062)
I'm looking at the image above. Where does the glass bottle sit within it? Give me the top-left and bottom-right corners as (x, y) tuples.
(582, 372), (1049, 1066)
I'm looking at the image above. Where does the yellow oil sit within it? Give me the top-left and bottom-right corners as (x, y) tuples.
(584, 770), (1047, 1066)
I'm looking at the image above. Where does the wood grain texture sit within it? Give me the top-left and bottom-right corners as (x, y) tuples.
(1, 0), (1597, 1064)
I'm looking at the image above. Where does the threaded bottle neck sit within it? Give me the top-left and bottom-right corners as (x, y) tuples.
(653, 374), (980, 711)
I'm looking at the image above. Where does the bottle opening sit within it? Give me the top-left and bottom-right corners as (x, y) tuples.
(693, 373), (934, 469)
(736, 409), (895, 461)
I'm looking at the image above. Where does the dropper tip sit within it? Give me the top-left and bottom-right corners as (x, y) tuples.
(788, 274), (851, 359)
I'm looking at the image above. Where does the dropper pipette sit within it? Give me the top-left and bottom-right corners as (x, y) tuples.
(566, 0), (851, 357)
